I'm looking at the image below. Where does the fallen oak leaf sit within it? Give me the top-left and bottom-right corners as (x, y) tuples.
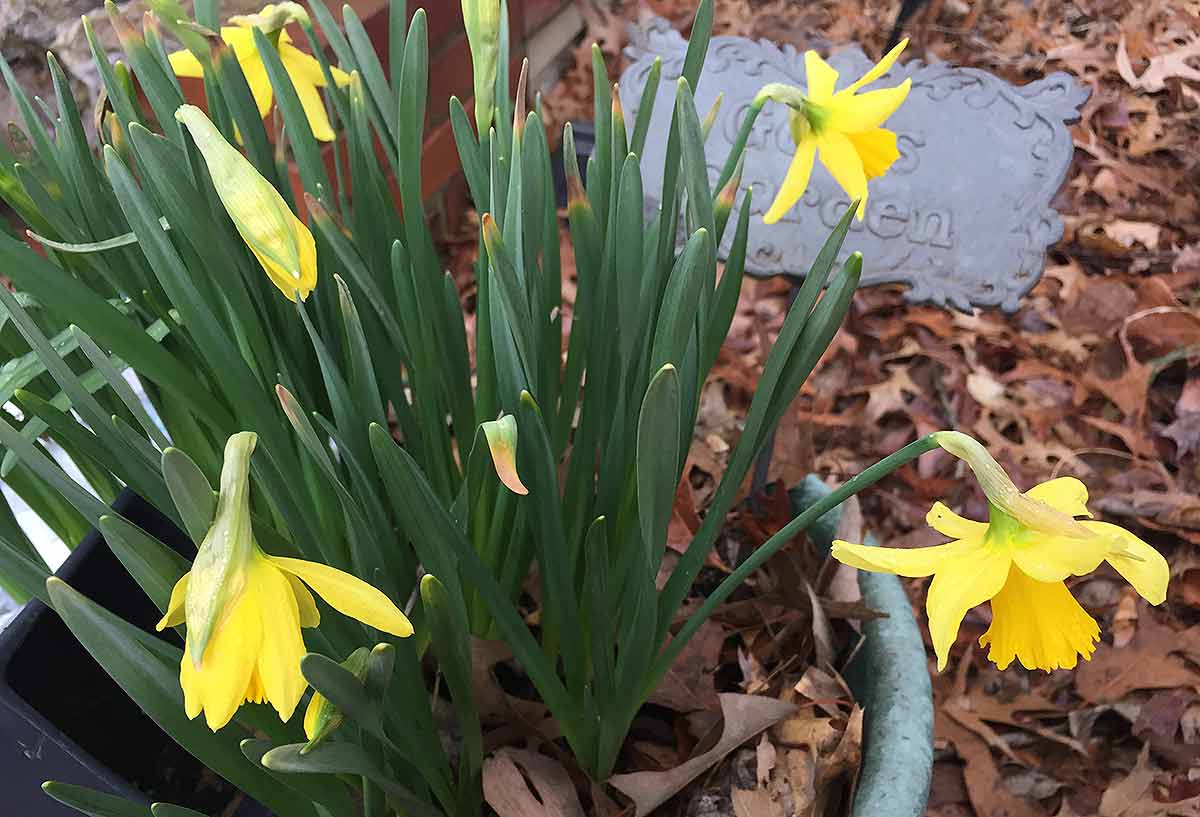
(609, 693), (795, 817)
(648, 619), (726, 712)
(812, 705), (864, 816)
(936, 714), (1044, 817)
(1116, 34), (1200, 93)
(1074, 612), (1200, 704)
(483, 748), (585, 817)
(1099, 743), (1154, 817)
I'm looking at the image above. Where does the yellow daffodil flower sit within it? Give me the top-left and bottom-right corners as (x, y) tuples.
(176, 105), (317, 301)
(168, 3), (350, 141)
(157, 432), (413, 731)
(832, 431), (1168, 672)
(757, 40), (912, 223)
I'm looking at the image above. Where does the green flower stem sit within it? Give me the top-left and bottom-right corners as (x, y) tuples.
(642, 434), (941, 696)
(713, 97), (765, 194)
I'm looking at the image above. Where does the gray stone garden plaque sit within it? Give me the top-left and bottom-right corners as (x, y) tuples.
(619, 18), (1090, 312)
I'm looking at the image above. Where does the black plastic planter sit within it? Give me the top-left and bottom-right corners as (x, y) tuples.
(0, 490), (270, 817)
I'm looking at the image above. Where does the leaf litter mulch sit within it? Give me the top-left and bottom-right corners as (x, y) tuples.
(442, 0), (1200, 815)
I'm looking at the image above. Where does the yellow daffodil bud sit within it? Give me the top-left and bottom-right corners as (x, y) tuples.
(302, 647), (370, 752)
(462, 0), (502, 134)
(481, 414), (528, 495)
(175, 104), (317, 300)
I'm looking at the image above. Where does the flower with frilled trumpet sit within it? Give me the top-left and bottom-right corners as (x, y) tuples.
(832, 431), (1168, 672)
(158, 432), (412, 730)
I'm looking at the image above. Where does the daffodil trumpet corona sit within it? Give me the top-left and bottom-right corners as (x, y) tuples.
(157, 432), (413, 731)
(168, 2), (351, 141)
(831, 430), (1168, 673)
(755, 39), (912, 224)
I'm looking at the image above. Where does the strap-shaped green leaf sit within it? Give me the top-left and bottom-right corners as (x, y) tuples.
(261, 742), (442, 817)
(420, 575), (482, 807)
(636, 364), (681, 565)
(239, 739), (358, 815)
(98, 514), (190, 614)
(649, 228), (712, 373)
(149, 804), (209, 817)
(41, 782), (148, 817)
(629, 57), (662, 159)
(162, 447), (216, 545)
(0, 532), (50, 604)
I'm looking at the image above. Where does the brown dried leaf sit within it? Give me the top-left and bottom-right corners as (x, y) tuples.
(609, 694), (795, 817)
(483, 749), (585, 817)
(1116, 34), (1200, 92)
(649, 620), (726, 712)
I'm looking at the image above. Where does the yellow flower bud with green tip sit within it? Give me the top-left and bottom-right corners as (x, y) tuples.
(831, 430), (1168, 673)
(481, 413), (528, 495)
(157, 432), (413, 731)
(175, 104), (318, 301)
(302, 646), (370, 752)
(462, 0), (502, 134)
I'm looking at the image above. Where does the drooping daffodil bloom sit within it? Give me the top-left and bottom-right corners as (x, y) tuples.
(176, 105), (317, 301)
(168, 2), (350, 141)
(756, 40), (912, 223)
(157, 432), (413, 731)
(832, 431), (1168, 672)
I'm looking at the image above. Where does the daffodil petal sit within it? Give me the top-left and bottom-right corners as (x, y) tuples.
(804, 51), (839, 102)
(279, 44), (330, 87)
(1026, 477), (1091, 518)
(925, 501), (987, 541)
(241, 55), (275, 119)
(180, 636), (203, 720)
(285, 571), (321, 627)
(844, 38), (908, 94)
(185, 589), (261, 730)
(1009, 528), (1108, 583)
(825, 80), (911, 132)
(157, 572), (190, 630)
(168, 49), (205, 79)
(845, 128), (900, 179)
(291, 77), (336, 142)
(1084, 521), (1169, 605)
(267, 555), (414, 637)
(926, 548), (1011, 671)
(254, 560), (308, 722)
(831, 536), (983, 577)
(303, 691), (323, 740)
(221, 27), (256, 51)
(979, 567), (1099, 671)
(244, 210), (318, 300)
(764, 135), (817, 224)
(816, 131), (869, 217)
